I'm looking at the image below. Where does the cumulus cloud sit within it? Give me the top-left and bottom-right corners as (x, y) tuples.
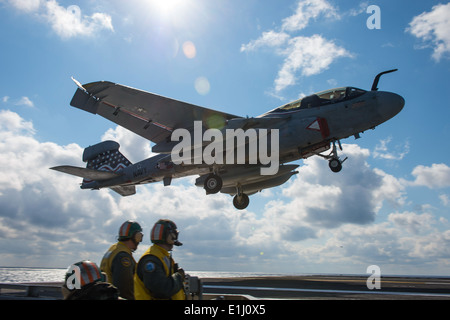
(0, 110), (123, 266)
(240, 31), (290, 53)
(274, 35), (352, 92)
(1, 109), (450, 274)
(373, 136), (410, 161)
(241, 0), (352, 93)
(281, 0), (340, 32)
(407, 3), (450, 61)
(2, 96), (35, 108)
(279, 144), (394, 228)
(409, 163), (450, 189)
(44, 1), (113, 39)
(388, 211), (434, 235)
(16, 96), (34, 107)
(8, 0), (41, 12)
(101, 126), (155, 164)
(6, 0), (114, 39)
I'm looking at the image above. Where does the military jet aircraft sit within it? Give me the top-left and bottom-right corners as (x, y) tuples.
(51, 69), (404, 209)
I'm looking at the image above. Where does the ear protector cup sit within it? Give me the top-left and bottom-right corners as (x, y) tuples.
(118, 220), (143, 241)
(133, 231), (143, 243)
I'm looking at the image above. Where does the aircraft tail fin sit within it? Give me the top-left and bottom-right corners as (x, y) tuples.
(82, 140), (132, 186)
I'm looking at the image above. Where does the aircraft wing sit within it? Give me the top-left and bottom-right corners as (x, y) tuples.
(70, 80), (242, 145)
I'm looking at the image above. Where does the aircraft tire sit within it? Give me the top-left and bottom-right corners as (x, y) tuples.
(204, 174), (223, 194)
(233, 193), (249, 210)
(329, 159), (342, 173)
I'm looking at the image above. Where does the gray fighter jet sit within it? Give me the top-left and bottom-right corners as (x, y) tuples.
(51, 70), (404, 209)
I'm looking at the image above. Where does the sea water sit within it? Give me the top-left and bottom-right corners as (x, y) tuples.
(0, 267), (289, 283)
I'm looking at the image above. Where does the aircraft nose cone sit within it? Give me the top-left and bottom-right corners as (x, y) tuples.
(377, 91), (405, 121)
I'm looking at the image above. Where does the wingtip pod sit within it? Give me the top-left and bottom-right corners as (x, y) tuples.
(71, 76), (86, 92)
(70, 86), (99, 114)
(69, 78), (118, 114)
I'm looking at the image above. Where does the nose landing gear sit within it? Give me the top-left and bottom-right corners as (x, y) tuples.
(317, 140), (348, 173)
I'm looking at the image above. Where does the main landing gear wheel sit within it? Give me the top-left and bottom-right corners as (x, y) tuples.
(233, 193), (249, 210)
(204, 174), (223, 194)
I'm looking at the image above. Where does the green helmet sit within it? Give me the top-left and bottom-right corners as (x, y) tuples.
(150, 219), (182, 246)
(118, 220), (143, 241)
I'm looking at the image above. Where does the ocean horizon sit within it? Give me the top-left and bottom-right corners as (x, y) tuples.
(1, 266), (449, 284)
(0, 266), (295, 283)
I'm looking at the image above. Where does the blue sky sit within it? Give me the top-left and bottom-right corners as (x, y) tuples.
(1, 0), (450, 277)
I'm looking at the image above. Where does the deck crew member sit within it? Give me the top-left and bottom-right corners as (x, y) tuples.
(100, 220), (143, 300)
(62, 260), (120, 300)
(134, 219), (186, 300)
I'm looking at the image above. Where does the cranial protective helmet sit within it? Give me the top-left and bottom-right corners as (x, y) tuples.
(63, 260), (118, 300)
(151, 219), (182, 246)
(118, 220), (143, 242)
(64, 260), (105, 290)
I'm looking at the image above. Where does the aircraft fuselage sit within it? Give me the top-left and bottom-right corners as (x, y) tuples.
(52, 70), (405, 209)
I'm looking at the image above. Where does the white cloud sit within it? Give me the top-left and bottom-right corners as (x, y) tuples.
(2, 95), (35, 107)
(407, 3), (450, 61)
(8, 0), (41, 12)
(439, 194), (449, 207)
(281, 0), (340, 32)
(348, 1), (370, 17)
(16, 96), (34, 107)
(6, 0), (114, 39)
(373, 136), (410, 161)
(1, 109), (450, 274)
(240, 0), (352, 93)
(0, 109), (35, 136)
(101, 125), (155, 164)
(274, 35), (352, 92)
(44, 1), (113, 39)
(240, 31), (290, 53)
(279, 144), (400, 229)
(409, 163), (450, 189)
(388, 211), (434, 235)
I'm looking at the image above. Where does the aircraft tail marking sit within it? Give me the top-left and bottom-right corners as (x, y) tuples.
(82, 141), (132, 185)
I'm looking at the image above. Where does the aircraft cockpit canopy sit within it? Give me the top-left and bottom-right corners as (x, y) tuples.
(271, 87), (367, 114)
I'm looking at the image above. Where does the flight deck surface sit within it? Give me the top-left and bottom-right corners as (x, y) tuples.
(1, 275), (449, 300)
(201, 275), (450, 300)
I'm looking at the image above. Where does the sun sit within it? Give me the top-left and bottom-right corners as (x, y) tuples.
(138, 0), (203, 30)
(151, 0), (187, 16)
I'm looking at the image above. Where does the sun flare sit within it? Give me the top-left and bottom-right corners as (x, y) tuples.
(150, 0), (187, 16)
